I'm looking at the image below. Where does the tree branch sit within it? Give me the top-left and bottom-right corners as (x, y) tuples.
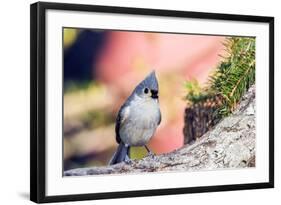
(64, 85), (255, 176)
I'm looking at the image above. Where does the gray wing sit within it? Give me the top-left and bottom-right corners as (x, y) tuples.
(115, 109), (122, 144)
(158, 110), (161, 125)
(115, 104), (130, 144)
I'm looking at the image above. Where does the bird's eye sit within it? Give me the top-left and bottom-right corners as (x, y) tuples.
(144, 88), (149, 94)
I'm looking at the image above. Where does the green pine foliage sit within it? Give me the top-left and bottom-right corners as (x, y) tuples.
(184, 79), (211, 104)
(185, 37), (255, 117)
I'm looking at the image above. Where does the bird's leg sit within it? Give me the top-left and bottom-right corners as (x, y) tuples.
(145, 145), (155, 158)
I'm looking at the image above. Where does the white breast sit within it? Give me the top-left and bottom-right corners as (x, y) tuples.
(120, 95), (160, 146)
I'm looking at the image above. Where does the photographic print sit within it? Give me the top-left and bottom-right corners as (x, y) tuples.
(63, 29), (256, 175)
(30, 2), (274, 203)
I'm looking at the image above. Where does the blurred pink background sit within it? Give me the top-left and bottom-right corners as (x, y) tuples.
(95, 31), (225, 154)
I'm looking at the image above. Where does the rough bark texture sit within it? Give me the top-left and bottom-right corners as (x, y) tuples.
(183, 95), (222, 144)
(64, 85), (255, 176)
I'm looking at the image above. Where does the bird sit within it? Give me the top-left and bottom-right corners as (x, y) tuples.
(109, 71), (161, 165)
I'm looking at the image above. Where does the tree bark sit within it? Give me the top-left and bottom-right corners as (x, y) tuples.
(64, 85), (256, 176)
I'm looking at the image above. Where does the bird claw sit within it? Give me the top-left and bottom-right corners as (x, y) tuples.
(146, 151), (155, 158)
(144, 145), (155, 158)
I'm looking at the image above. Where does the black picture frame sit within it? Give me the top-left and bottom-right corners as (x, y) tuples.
(30, 2), (274, 203)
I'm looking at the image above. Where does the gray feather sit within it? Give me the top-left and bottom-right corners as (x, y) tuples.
(109, 142), (129, 165)
(133, 71), (159, 96)
(115, 104), (130, 144)
(158, 111), (161, 125)
(115, 108), (123, 144)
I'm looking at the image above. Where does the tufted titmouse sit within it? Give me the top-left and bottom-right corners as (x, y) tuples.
(109, 71), (161, 165)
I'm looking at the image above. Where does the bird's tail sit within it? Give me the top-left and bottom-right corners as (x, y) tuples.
(109, 142), (129, 165)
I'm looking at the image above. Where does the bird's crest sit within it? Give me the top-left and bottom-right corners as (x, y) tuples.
(136, 70), (159, 91)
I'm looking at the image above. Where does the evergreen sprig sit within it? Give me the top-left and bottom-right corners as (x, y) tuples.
(185, 37), (255, 117)
(184, 80), (211, 104)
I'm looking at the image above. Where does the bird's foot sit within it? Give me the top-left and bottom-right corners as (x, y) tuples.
(146, 151), (156, 159)
(144, 145), (155, 158)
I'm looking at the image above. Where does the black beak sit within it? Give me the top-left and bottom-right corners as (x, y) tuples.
(150, 90), (158, 99)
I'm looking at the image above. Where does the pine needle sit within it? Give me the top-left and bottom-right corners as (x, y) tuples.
(184, 37), (255, 118)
